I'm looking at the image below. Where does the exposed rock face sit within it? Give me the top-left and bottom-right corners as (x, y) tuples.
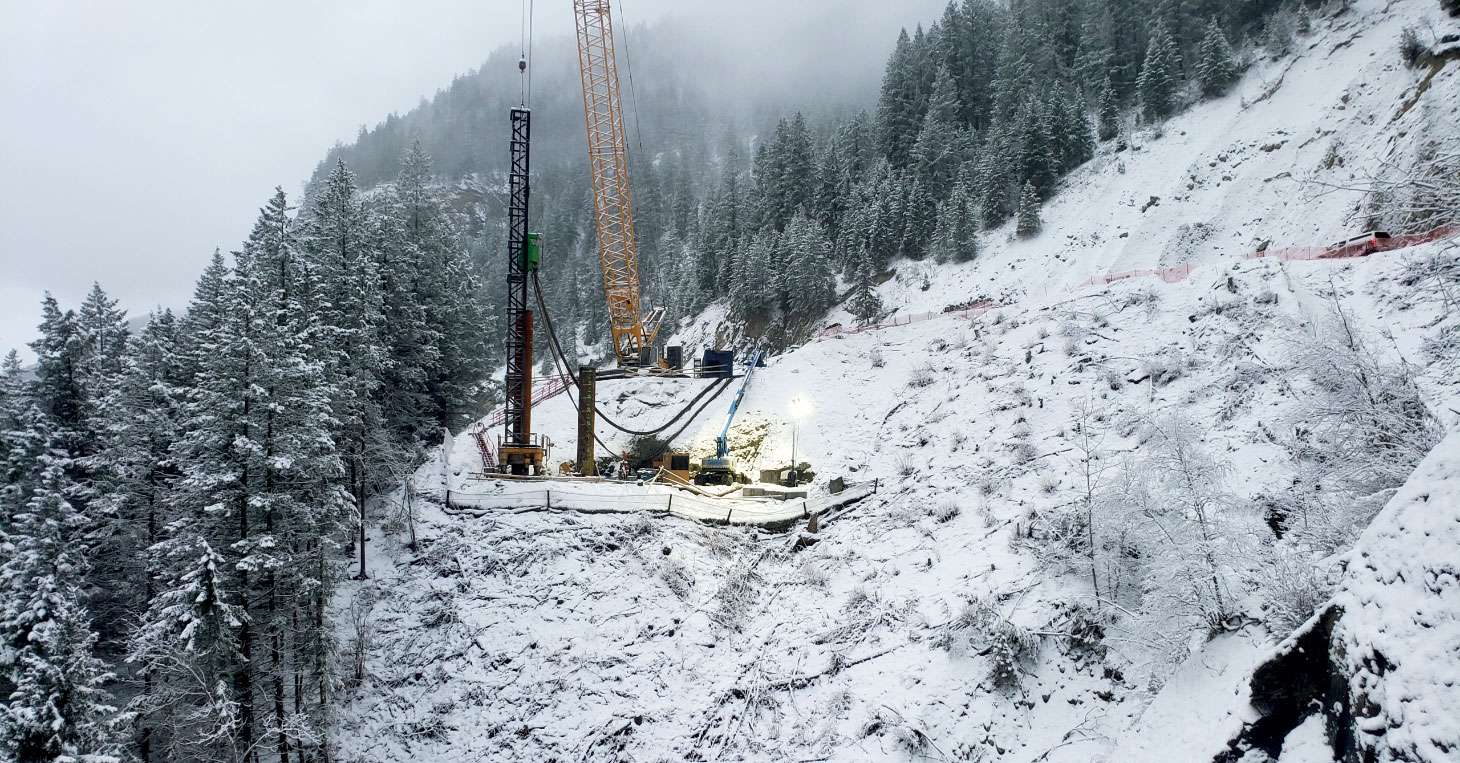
(1223, 432), (1460, 763)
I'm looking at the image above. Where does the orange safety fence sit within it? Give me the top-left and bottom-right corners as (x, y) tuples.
(816, 300), (999, 341)
(814, 224), (1457, 345)
(1077, 262), (1197, 288)
(1248, 225), (1457, 262)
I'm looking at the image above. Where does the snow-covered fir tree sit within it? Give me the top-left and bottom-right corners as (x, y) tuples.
(1097, 74), (1121, 142)
(1137, 21), (1182, 121)
(0, 432), (119, 763)
(846, 250), (883, 326)
(1196, 19), (1238, 97)
(1016, 181), (1043, 238)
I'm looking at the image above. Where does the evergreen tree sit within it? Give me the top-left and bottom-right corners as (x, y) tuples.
(1196, 19), (1238, 98)
(175, 250), (230, 389)
(1137, 21), (1183, 121)
(27, 294), (84, 440)
(1097, 74), (1121, 142)
(303, 159), (384, 583)
(0, 351), (27, 504)
(932, 178), (980, 263)
(1018, 97), (1059, 198)
(163, 252), (265, 757)
(974, 121), (1019, 226)
(731, 232), (775, 322)
(782, 216), (837, 333)
(912, 65), (967, 201)
(1016, 181), (1043, 238)
(0, 434), (119, 762)
(75, 282), (129, 395)
(900, 177), (938, 260)
(1052, 85), (1096, 172)
(1074, 4), (1116, 96)
(770, 114), (817, 230)
(846, 251), (884, 326)
(128, 533), (246, 761)
(372, 184), (437, 444)
(876, 29), (925, 168)
(89, 311), (182, 755)
(705, 160), (744, 298)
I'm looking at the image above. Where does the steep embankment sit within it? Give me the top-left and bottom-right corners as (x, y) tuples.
(334, 1), (1460, 760)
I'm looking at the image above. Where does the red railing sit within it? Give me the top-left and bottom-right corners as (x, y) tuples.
(469, 374), (573, 470)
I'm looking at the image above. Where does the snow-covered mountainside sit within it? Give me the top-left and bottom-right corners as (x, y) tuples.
(334, 2), (1460, 760)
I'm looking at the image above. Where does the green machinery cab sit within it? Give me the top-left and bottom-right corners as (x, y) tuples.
(524, 232), (542, 272)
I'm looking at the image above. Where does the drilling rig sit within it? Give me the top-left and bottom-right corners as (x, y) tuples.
(573, 0), (665, 366)
(498, 104), (551, 475)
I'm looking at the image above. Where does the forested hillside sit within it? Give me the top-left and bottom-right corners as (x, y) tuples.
(3, 0), (1448, 761)
(320, 0), (1292, 356)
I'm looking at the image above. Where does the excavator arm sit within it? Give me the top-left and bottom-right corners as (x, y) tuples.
(573, 0), (663, 365)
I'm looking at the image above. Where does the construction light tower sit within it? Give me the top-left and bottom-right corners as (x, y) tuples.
(574, 0), (664, 366)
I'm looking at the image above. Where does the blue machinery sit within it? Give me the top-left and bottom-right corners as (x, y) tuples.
(695, 348), (764, 486)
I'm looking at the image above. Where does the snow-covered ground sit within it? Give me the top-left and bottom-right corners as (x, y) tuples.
(334, 2), (1460, 760)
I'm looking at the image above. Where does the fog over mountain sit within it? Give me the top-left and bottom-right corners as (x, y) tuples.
(0, 0), (944, 359)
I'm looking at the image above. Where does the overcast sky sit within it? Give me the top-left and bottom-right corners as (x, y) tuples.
(0, 0), (945, 360)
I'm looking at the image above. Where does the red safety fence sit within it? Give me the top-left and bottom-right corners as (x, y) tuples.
(813, 225), (1457, 345)
(1248, 225), (1457, 262)
(1077, 262), (1197, 288)
(816, 300), (1000, 341)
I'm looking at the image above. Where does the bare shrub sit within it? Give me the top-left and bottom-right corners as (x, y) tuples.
(712, 559), (762, 630)
(659, 557), (694, 600)
(869, 346), (886, 368)
(347, 585), (379, 687)
(907, 363), (937, 388)
(1051, 600), (1108, 661)
(1285, 304), (1441, 494)
(896, 456), (918, 477)
(1142, 352), (1185, 387)
(1399, 26), (1425, 67)
(419, 588), (459, 628)
(1251, 547), (1334, 638)
(950, 429), (968, 451)
(931, 500), (961, 523)
(1125, 287), (1160, 311)
(1038, 475), (1059, 495)
(799, 558), (829, 588)
(938, 599), (1039, 689)
(1010, 441), (1038, 465)
(626, 512), (656, 539)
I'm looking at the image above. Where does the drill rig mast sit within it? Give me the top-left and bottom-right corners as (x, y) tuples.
(499, 106), (550, 475)
(573, 0), (664, 366)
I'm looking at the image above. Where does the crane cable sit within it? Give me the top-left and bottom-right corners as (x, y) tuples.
(615, 0), (647, 159)
(518, 0), (535, 106)
(532, 272), (726, 438)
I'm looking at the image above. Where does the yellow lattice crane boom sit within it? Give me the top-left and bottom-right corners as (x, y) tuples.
(573, 0), (664, 365)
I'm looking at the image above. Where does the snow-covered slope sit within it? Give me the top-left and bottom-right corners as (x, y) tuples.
(854, 0), (1459, 319)
(335, 2), (1460, 760)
